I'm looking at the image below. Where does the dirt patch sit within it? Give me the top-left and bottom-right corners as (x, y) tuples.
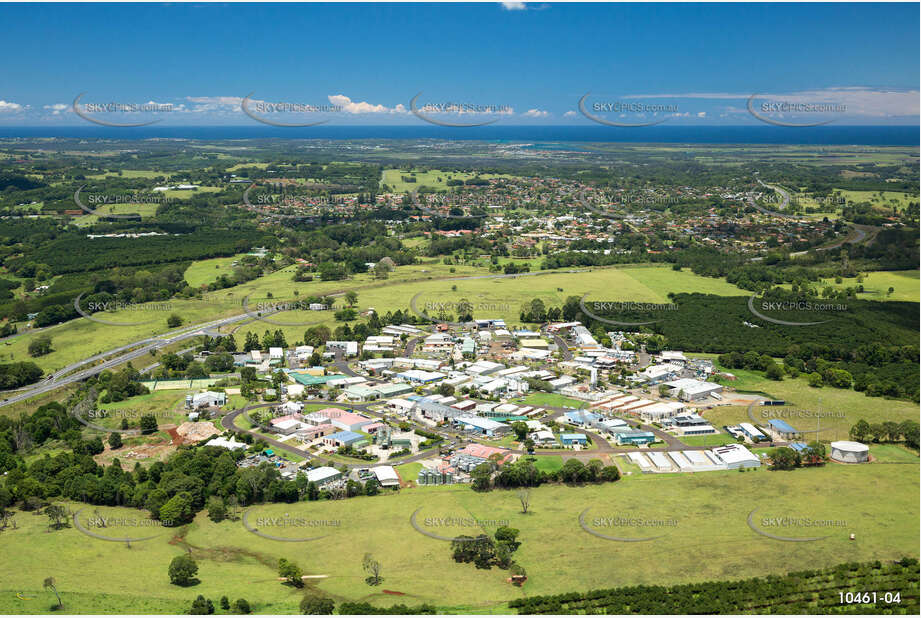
(175, 421), (220, 443)
(94, 440), (176, 464)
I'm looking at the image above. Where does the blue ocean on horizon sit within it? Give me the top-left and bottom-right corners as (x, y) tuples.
(0, 125), (916, 146)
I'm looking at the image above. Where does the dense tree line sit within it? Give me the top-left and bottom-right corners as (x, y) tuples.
(508, 559), (920, 614)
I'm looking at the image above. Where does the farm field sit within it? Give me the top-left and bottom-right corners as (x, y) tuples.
(817, 269), (919, 302)
(0, 462), (916, 614)
(251, 264), (749, 345)
(380, 168), (514, 193)
(689, 355), (919, 436)
(182, 253), (250, 288)
(838, 189), (918, 212)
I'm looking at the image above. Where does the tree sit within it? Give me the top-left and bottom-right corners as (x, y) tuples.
(168, 554), (199, 586)
(232, 599), (251, 614)
(300, 596), (334, 614)
(220, 596), (230, 610)
(159, 492), (194, 526)
(108, 432), (123, 450)
(43, 576), (62, 609)
(206, 496), (226, 522)
(345, 291), (358, 306)
(510, 421), (529, 442)
(28, 335), (53, 357)
(470, 463), (493, 492)
(768, 447), (800, 471)
(517, 488), (532, 514)
(139, 414), (158, 434)
(362, 553), (382, 586)
(764, 363), (784, 381)
(850, 419), (871, 442)
(189, 595), (214, 615)
(45, 504), (69, 530)
(167, 314), (183, 328)
(278, 558), (304, 587)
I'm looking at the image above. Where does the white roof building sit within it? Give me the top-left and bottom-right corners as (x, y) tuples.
(305, 466), (343, 485)
(710, 444), (761, 469)
(371, 465), (400, 487)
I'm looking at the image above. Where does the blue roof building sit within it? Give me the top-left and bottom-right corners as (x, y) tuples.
(767, 418), (801, 439)
(565, 410), (602, 426)
(560, 433), (588, 445)
(324, 430), (366, 447)
(788, 441), (809, 452)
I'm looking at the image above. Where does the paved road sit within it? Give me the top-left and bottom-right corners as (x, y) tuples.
(545, 330), (573, 361)
(0, 312), (257, 408)
(402, 336), (423, 357)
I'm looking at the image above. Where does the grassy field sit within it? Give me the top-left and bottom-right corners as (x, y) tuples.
(695, 356), (919, 436)
(6, 260), (747, 381)
(817, 270), (919, 303)
(676, 432), (739, 447)
(1, 462), (916, 614)
(183, 253), (250, 288)
(380, 169), (513, 193)
(838, 189), (917, 213)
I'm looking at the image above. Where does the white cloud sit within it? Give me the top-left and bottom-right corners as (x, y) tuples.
(697, 111), (707, 118)
(186, 96), (242, 106)
(328, 94), (392, 114)
(522, 108), (549, 118)
(501, 2), (527, 10)
(44, 103), (68, 111)
(563, 110), (577, 117)
(0, 100), (24, 113)
(621, 87), (919, 118)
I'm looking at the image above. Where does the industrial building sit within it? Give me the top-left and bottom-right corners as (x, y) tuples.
(710, 443), (761, 469)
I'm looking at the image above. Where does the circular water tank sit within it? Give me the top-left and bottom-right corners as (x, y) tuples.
(830, 440), (869, 463)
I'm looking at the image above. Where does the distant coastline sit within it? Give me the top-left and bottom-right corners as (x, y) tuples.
(0, 125), (917, 145)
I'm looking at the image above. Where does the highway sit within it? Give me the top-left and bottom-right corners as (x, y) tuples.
(0, 312), (258, 408)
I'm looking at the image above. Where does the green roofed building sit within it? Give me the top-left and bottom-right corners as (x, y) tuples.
(373, 383), (414, 398)
(290, 373), (348, 386)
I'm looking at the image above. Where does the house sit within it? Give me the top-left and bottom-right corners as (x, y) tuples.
(269, 347), (284, 359)
(560, 433), (588, 446)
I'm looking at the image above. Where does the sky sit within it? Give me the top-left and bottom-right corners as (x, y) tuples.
(0, 2), (918, 126)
